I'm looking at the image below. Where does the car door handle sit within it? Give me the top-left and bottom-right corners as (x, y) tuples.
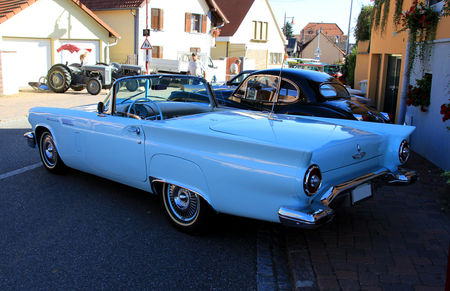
(128, 126), (140, 135)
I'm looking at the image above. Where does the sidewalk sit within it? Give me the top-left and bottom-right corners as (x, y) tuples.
(0, 89), (106, 128)
(285, 153), (450, 290)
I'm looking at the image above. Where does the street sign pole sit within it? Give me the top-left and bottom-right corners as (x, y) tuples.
(145, 0), (149, 73)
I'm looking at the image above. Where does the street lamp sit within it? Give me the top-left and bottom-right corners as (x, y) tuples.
(283, 12), (294, 37)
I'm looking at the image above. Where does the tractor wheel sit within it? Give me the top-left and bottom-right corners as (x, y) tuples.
(47, 64), (72, 93)
(87, 78), (102, 95)
(125, 79), (139, 92)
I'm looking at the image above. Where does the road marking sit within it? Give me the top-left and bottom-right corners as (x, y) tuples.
(0, 163), (41, 181)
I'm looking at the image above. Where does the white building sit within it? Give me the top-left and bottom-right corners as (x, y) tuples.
(79, 0), (228, 66)
(0, 0), (119, 94)
(211, 0), (286, 72)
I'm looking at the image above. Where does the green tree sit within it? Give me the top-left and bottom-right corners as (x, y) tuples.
(343, 46), (357, 87)
(284, 22), (294, 39)
(354, 5), (373, 42)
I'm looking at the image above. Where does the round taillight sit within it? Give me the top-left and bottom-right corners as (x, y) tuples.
(399, 140), (410, 164)
(303, 165), (322, 196)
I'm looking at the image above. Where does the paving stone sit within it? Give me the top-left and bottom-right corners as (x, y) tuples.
(413, 286), (443, 291)
(360, 287), (382, 291)
(316, 275), (339, 290)
(338, 279), (360, 290)
(284, 153), (449, 290)
(335, 270), (358, 280)
(358, 270), (379, 286)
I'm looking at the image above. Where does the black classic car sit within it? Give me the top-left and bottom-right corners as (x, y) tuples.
(213, 69), (390, 123)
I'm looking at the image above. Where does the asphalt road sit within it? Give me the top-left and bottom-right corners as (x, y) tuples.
(0, 127), (270, 290)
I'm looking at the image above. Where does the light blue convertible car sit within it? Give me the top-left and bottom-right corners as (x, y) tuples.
(25, 75), (416, 233)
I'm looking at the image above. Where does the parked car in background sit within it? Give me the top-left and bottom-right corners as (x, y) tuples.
(212, 70), (255, 100)
(25, 74), (415, 234)
(212, 69), (390, 123)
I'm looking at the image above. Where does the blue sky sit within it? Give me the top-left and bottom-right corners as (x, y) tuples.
(268, 0), (373, 43)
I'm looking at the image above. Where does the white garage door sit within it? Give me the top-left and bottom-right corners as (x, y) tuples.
(3, 38), (51, 88)
(57, 40), (100, 66)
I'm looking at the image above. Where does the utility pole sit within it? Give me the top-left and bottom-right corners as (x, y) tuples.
(145, 0), (149, 73)
(346, 0), (354, 55)
(315, 28), (321, 60)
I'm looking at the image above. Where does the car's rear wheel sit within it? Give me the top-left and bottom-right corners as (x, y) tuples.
(47, 64), (72, 93)
(38, 131), (66, 173)
(87, 78), (102, 95)
(161, 183), (212, 234)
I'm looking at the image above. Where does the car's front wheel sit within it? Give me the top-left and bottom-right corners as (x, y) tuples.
(161, 183), (212, 234)
(38, 131), (66, 173)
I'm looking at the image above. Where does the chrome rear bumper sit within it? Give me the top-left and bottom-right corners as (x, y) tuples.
(24, 132), (36, 148)
(278, 167), (417, 228)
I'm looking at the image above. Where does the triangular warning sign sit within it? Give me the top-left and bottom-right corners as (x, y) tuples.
(141, 38), (152, 50)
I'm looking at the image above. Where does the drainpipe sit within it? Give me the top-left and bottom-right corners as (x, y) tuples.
(104, 37), (119, 64)
(226, 41), (229, 57)
(397, 30), (411, 125)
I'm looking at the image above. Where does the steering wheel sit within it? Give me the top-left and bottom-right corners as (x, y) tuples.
(127, 97), (163, 120)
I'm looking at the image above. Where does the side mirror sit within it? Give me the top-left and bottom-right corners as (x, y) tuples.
(97, 102), (105, 114)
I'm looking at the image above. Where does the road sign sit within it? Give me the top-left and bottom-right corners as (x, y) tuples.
(141, 38), (152, 50)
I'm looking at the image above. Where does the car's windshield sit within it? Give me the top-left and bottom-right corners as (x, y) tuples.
(114, 75), (213, 105)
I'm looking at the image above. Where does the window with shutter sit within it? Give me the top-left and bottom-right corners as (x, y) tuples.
(151, 9), (164, 30)
(186, 13), (207, 33)
(152, 46), (163, 58)
(185, 13), (191, 32)
(201, 15), (207, 34)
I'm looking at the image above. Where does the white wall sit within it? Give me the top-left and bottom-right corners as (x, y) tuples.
(406, 40), (450, 170)
(136, 0), (212, 65)
(212, 59), (227, 83)
(0, 0), (110, 44)
(219, 0), (285, 65)
(0, 0), (114, 92)
(1, 51), (19, 95)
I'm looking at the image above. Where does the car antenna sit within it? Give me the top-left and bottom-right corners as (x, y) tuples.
(269, 51), (287, 120)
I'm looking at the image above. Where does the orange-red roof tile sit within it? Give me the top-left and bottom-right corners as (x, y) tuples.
(78, 0), (145, 10)
(301, 22), (344, 36)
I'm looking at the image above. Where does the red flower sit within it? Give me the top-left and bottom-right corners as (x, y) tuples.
(420, 15), (426, 24)
(407, 99), (413, 106)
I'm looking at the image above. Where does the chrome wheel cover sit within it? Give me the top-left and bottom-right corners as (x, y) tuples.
(41, 133), (57, 168)
(166, 184), (199, 223)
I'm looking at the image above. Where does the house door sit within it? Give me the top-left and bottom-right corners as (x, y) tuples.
(383, 55), (402, 117)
